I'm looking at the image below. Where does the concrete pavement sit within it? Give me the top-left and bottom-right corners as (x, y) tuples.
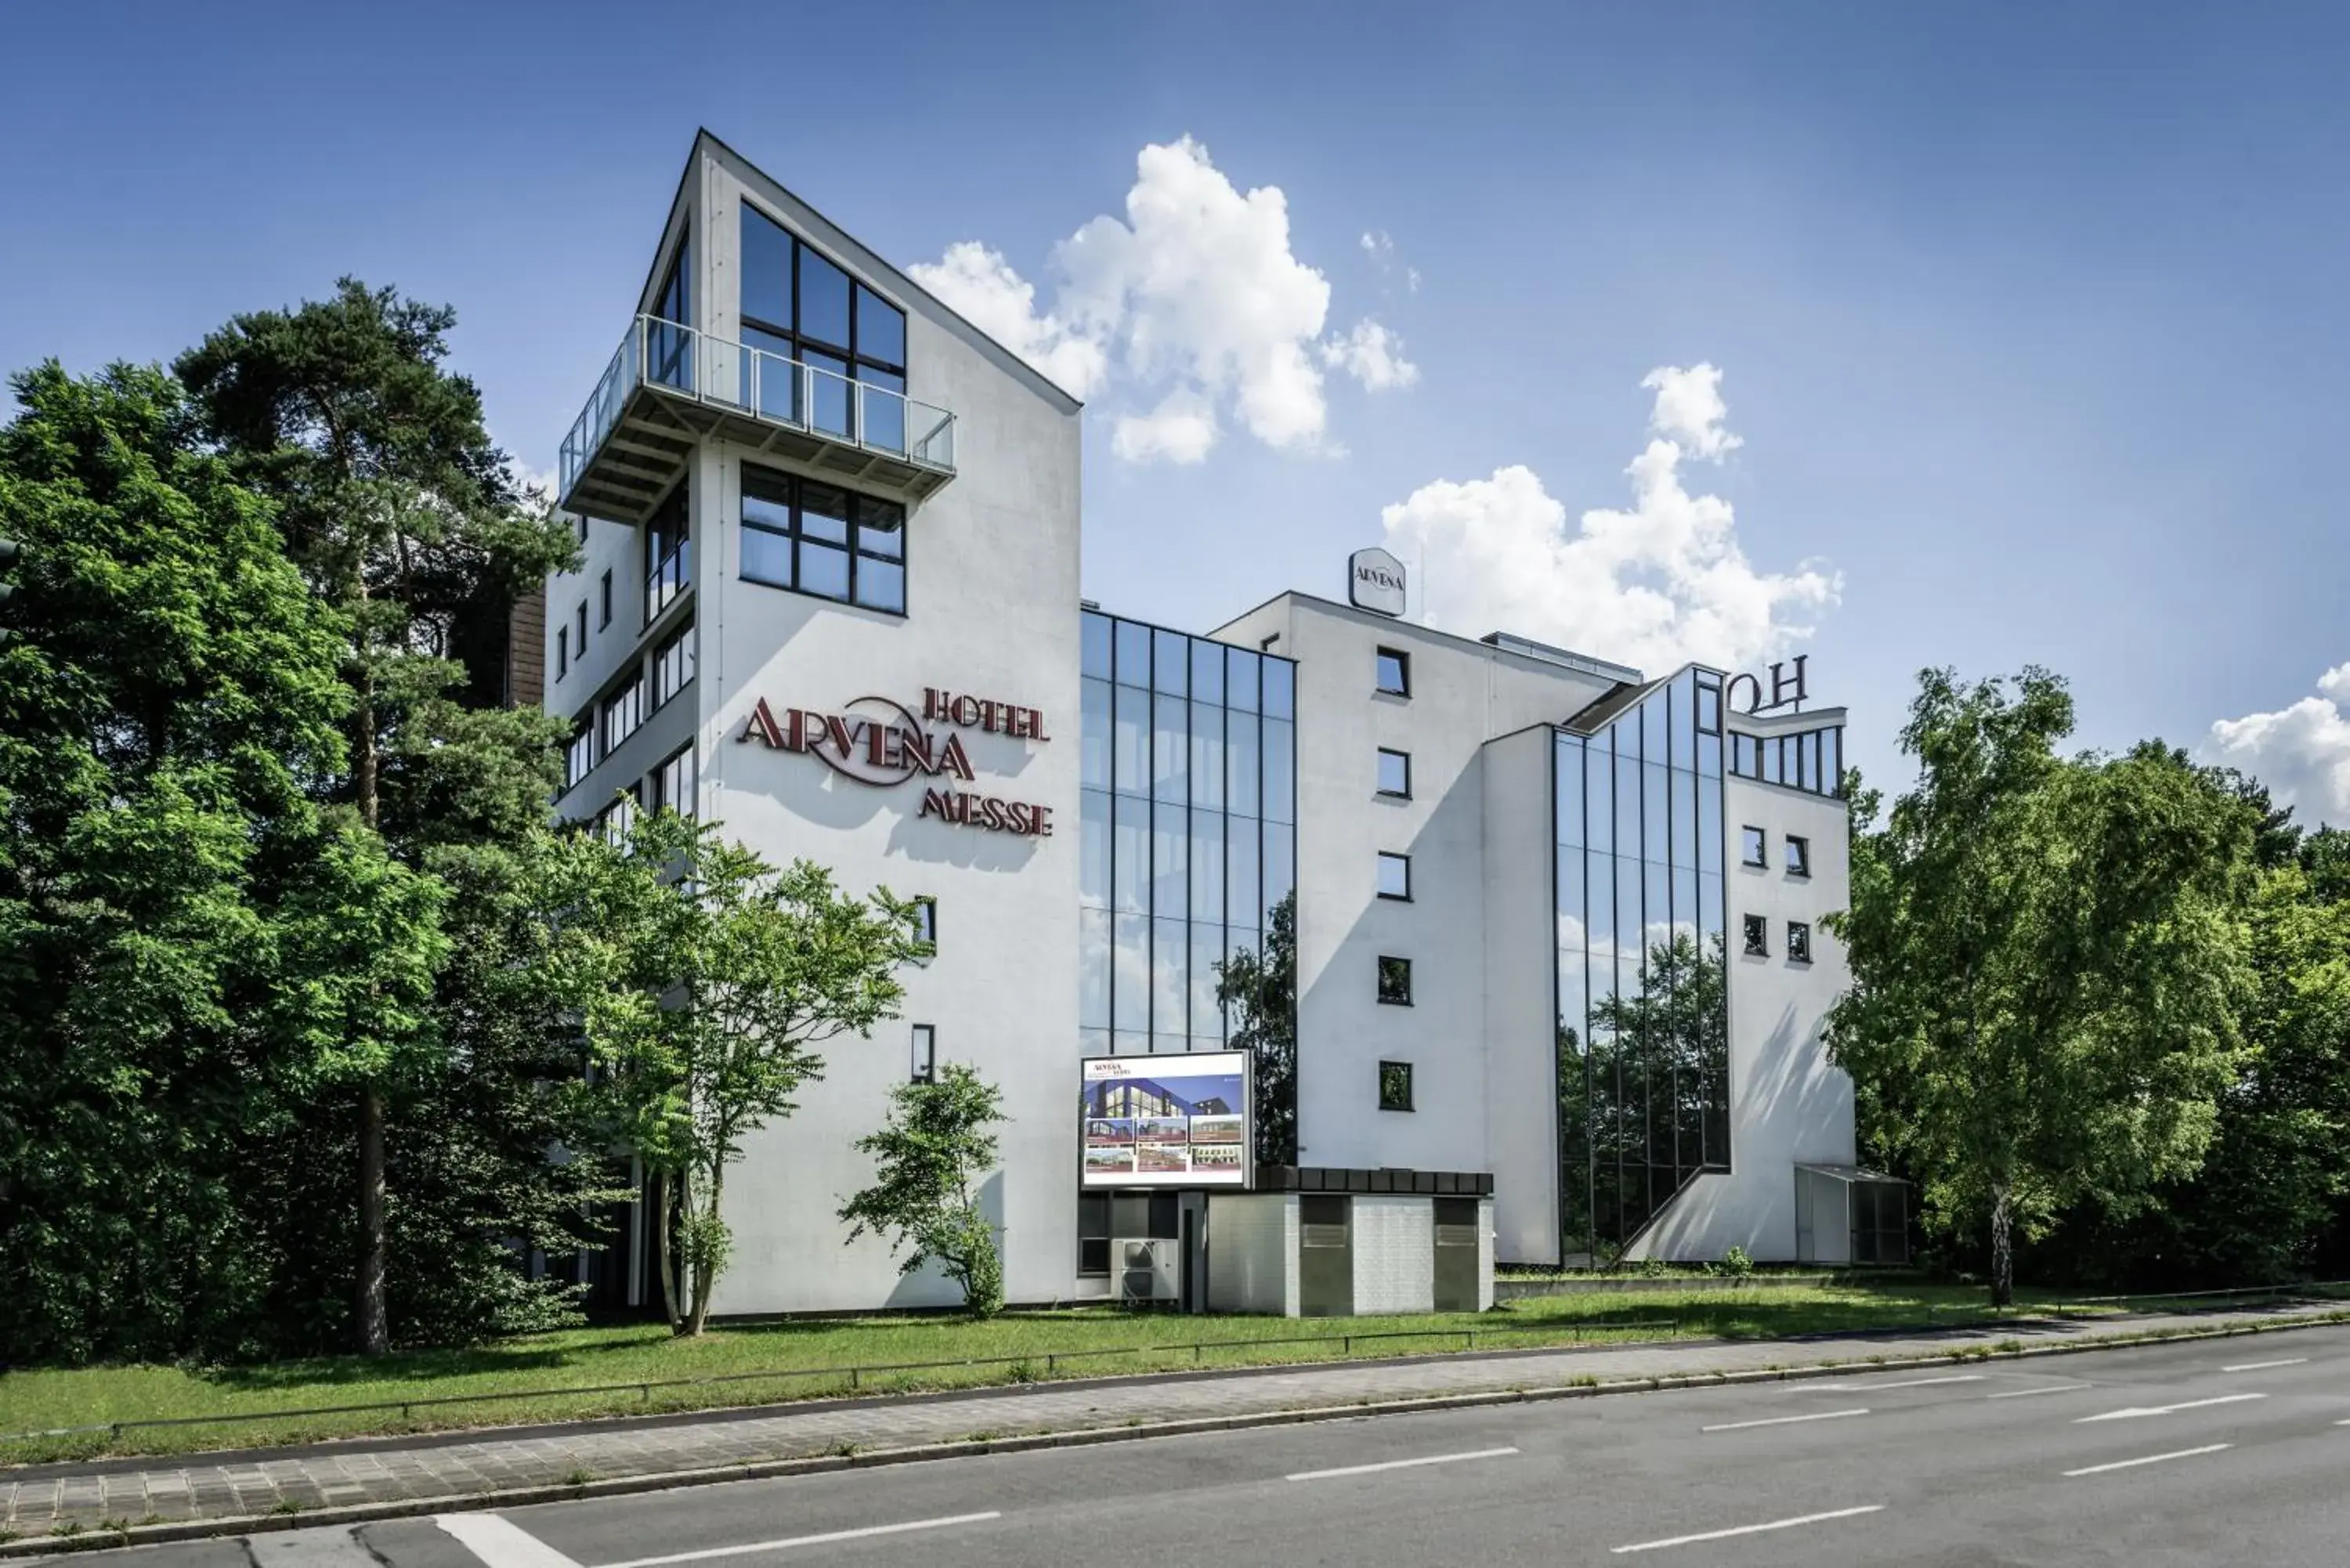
(6, 1300), (2346, 1553)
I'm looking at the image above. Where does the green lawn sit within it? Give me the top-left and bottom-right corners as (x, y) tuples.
(0, 1281), (2162, 1466)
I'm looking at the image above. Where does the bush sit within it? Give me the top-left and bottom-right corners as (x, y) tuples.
(1720, 1245), (1755, 1278)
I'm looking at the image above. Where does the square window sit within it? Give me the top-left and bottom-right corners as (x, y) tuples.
(1741, 826), (1766, 867)
(1377, 955), (1412, 1006)
(1378, 1060), (1414, 1112)
(1788, 920), (1813, 963)
(1377, 748), (1412, 798)
(1742, 913), (1769, 957)
(1376, 851), (1412, 901)
(1375, 647), (1411, 696)
(909, 1024), (935, 1084)
(1786, 834), (1811, 878)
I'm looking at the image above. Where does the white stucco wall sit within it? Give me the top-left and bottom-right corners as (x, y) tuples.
(1480, 726), (1562, 1264)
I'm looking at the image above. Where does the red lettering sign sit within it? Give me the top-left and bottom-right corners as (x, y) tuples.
(741, 690), (1048, 834)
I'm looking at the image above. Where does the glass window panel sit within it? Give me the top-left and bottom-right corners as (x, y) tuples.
(1831, 727), (1845, 794)
(1698, 778), (1724, 873)
(1556, 737), (1583, 847)
(1263, 718), (1295, 822)
(1697, 681), (1721, 735)
(1112, 915), (1148, 1031)
(1112, 793), (1148, 913)
(1113, 683), (1148, 793)
(1227, 714), (1261, 818)
(1558, 930), (1589, 1060)
(1732, 732), (1755, 776)
(1189, 702), (1225, 810)
(1227, 647), (1260, 712)
(855, 557), (904, 614)
(1263, 658), (1295, 720)
(798, 540), (849, 602)
(1616, 857), (1643, 970)
(1643, 761), (1669, 865)
(1079, 907), (1111, 1028)
(740, 523), (792, 587)
(1556, 842), (1587, 956)
(742, 324), (797, 420)
(1379, 851), (1413, 901)
(1112, 1029), (1147, 1060)
(1154, 916), (1188, 1038)
(855, 497), (906, 556)
(797, 482), (848, 543)
(741, 208), (790, 327)
(1152, 805), (1186, 915)
(1079, 788), (1111, 907)
(1228, 821), (1261, 937)
(1666, 678), (1690, 772)
(1190, 924), (1224, 1043)
(742, 468), (793, 530)
(1152, 693), (1188, 804)
(1762, 736), (1781, 786)
(1189, 808), (1225, 921)
(1190, 640), (1225, 704)
(855, 284), (906, 366)
(1152, 629), (1189, 696)
(1081, 678), (1112, 788)
(1672, 864), (1698, 948)
(1587, 743), (1611, 854)
(1644, 861), (1672, 970)
(1379, 748), (1412, 798)
(1700, 870), (1726, 947)
(1108, 620), (1145, 686)
(1082, 612), (1112, 677)
(1697, 730), (1722, 779)
(1808, 731), (1825, 793)
(806, 349), (851, 437)
(856, 367), (906, 453)
(797, 245), (851, 346)
(1672, 768), (1696, 873)
(1263, 822), (1295, 927)
(1615, 747), (1641, 859)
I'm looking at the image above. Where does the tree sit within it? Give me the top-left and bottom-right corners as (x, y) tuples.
(175, 280), (576, 1353)
(838, 1064), (1010, 1318)
(1218, 891), (1298, 1166)
(564, 808), (925, 1335)
(1824, 668), (2255, 1305)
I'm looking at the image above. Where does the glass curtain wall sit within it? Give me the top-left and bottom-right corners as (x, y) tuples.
(1555, 668), (1731, 1265)
(1078, 609), (1296, 1058)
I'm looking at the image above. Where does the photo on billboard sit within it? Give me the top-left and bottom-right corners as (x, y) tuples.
(1079, 1050), (1252, 1189)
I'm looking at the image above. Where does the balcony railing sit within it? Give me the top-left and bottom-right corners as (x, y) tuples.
(559, 315), (956, 504)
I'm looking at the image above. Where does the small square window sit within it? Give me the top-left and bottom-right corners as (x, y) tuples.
(1741, 826), (1766, 868)
(1742, 913), (1768, 957)
(1786, 835), (1811, 877)
(1377, 748), (1412, 798)
(1788, 921), (1813, 964)
(1376, 647), (1411, 696)
(910, 1023), (935, 1083)
(1376, 851), (1412, 901)
(1377, 955), (1412, 1006)
(598, 569), (613, 629)
(1378, 1060), (1414, 1112)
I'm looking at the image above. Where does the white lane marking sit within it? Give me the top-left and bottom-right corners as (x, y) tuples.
(1285, 1445), (1519, 1481)
(2075, 1393), (2266, 1423)
(436, 1516), (585, 1568)
(2221, 1357), (2308, 1373)
(1701, 1407), (1870, 1433)
(1987, 1382), (2093, 1400)
(2063, 1443), (2232, 1477)
(594, 1514), (1002, 1568)
(1612, 1505), (1885, 1555)
(1815, 1375), (1985, 1391)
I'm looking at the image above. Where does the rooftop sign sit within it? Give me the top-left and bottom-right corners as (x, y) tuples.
(1348, 547), (1407, 617)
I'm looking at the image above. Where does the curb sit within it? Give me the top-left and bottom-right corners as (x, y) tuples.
(7, 1310), (2343, 1559)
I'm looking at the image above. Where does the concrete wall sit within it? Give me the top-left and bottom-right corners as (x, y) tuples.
(1480, 727), (1561, 1264)
(1350, 1194), (1436, 1314)
(1208, 1193), (1297, 1315)
(1632, 761), (1854, 1263)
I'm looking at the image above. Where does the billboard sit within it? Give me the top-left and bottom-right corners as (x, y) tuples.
(1080, 1051), (1252, 1188)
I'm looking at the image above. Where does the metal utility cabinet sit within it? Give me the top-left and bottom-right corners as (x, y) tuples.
(1206, 1168), (1496, 1317)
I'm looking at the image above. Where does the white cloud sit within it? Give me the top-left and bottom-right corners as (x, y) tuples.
(1379, 365), (1839, 674)
(2205, 663), (2350, 829)
(911, 137), (1411, 462)
(1321, 320), (1419, 391)
(1360, 229), (1419, 292)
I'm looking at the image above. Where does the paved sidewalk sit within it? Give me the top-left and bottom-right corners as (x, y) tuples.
(5, 1301), (2343, 1541)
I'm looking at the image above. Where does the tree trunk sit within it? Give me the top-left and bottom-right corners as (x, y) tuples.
(653, 1169), (681, 1332)
(1989, 1183), (2014, 1309)
(685, 1165), (724, 1337)
(356, 1085), (389, 1354)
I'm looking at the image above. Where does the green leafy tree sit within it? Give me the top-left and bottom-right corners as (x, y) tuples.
(562, 808), (925, 1335)
(839, 1064), (1010, 1318)
(1218, 891), (1298, 1165)
(1825, 668), (2256, 1305)
(175, 280), (576, 1353)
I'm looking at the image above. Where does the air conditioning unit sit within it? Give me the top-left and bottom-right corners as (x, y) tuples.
(1115, 1237), (1180, 1304)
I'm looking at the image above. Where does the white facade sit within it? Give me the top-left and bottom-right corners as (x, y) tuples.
(545, 132), (1858, 1314)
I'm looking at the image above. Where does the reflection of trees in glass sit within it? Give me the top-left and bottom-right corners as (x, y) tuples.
(1217, 891), (1297, 1165)
(1562, 931), (1728, 1265)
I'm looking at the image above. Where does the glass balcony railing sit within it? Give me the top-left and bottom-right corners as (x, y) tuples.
(559, 315), (956, 500)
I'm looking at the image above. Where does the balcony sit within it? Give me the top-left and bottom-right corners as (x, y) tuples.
(558, 316), (956, 522)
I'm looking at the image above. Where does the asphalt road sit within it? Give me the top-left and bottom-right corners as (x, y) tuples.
(45, 1324), (2350, 1566)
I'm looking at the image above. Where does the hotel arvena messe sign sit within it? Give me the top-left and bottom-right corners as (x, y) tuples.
(737, 687), (1056, 836)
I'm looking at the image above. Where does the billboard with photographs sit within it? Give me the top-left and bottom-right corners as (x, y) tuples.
(1080, 1051), (1252, 1189)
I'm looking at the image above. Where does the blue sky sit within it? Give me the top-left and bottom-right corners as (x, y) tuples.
(7, 0), (2348, 819)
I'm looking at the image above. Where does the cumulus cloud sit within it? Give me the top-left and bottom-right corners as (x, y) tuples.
(2205, 662), (2350, 829)
(1379, 365), (1839, 674)
(909, 137), (1412, 461)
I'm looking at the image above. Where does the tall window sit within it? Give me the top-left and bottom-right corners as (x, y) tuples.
(909, 1024), (935, 1084)
(650, 742), (696, 818)
(739, 464), (906, 615)
(910, 897), (938, 952)
(601, 674), (645, 757)
(574, 601), (588, 655)
(555, 626), (569, 680)
(739, 204), (909, 450)
(595, 789), (637, 846)
(645, 479), (689, 623)
(1788, 920), (1813, 963)
(1376, 851), (1412, 901)
(1376, 748), (1412, 798)
(647, 234), (692, 390)
(598, 570), (613, 629)
(1376, 647), (1411, 696)
(563, 719), (593, 789)
(1785, 835), (1811, 877)
(653, 620), (696, 709)
(1742, 913), (1769, 956)
(1378, 1060), (1415, 1112)
(1741, 826), (1766, 867)
(1377, 956), (1412, 1006)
